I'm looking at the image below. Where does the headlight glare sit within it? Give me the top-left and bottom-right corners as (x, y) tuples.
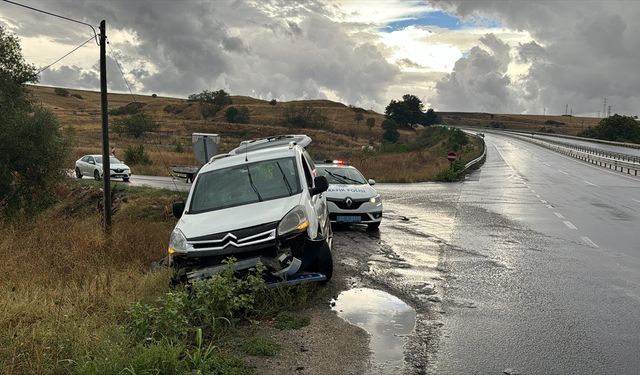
(369, 194), (381, 204)
(278, 205), (309, 236)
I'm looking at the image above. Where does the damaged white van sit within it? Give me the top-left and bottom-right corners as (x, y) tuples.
(168, 135), (333, 285)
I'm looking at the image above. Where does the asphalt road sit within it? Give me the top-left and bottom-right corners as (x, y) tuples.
(373, 132), (640, 374)
(115, 133), (640, 374)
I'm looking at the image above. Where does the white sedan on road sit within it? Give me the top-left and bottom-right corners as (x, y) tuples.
(315, 160), (382, 230)
(75, 154), (131, 181)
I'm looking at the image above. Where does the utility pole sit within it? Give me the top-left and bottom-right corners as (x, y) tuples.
(565, 104), (568, 116)
(99, 20), (112, 232)
(607, 105), (611, 118)
(603, 97), (607, 118)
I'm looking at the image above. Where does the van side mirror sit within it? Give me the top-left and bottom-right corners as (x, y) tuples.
(172, 201), (185, 219)
(368, 179), (376, 185)
(311, 176), (329, 196)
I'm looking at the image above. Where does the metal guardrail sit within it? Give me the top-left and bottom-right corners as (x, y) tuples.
(463, 133), (487, 172)
(507, 133), (640, 177)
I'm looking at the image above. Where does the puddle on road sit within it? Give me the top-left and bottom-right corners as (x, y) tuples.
(331, 288), (416, 371)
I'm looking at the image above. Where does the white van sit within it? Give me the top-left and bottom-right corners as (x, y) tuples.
(168, 135), (333, 284)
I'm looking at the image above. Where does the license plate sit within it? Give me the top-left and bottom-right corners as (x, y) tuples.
(337, 215), (360, 223)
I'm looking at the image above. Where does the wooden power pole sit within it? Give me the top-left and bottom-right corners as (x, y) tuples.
(99, 20), (112, 232)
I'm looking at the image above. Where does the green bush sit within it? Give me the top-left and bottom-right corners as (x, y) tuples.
(109, 102), (146, 116)
(126, 260), (267, 343)
(71, 93), (83, 99)
(381, 118), (399, 143)
(54, 87), (69, 96)
(283, 105), (327, 128)
(224, 106), (250, 124)
(124, 145), (152, 166)
(269, 99), (277, 106)
(578, 114), (640, 143)
(434, 161), (465, 182)
(112, 113), (158, 138)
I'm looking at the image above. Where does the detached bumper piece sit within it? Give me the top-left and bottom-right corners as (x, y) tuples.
(183, 255), (327, 287)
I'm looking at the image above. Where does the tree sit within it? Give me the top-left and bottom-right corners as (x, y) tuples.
(381, 119), (399, 143)
(366, 117), (375, 131)
(384, 94), (438, 128)
(225, 106), (250, 124)
(578, 114), (640, 143)
(188, 89), (232, 119)
(0, 26), (69, 218)
(112, 113), (159, 138)
(354, 111), (364, 125)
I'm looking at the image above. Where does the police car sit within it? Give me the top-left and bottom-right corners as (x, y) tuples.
(315, 160), (382, 230)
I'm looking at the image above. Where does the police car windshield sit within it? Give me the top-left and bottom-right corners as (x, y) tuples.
(189, 157), (301, 213)
(317, 166), (367, 185)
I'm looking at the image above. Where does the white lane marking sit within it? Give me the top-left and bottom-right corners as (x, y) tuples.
(554, 212), (565, 219)
(583, 180), (599, 187)
(563, 221), (578, 230)
(540, 200), (548, 204)
(581, 236), (599, 248)
(535, 194), (541, 198)
(633, 199), (640, 204)
(530, 189), (536, 193)
(543, 162), (551, 167)
(558, 170), (569, 175)
(545, 204), (554, 209)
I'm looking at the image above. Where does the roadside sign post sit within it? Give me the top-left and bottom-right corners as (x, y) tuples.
(447, 151), (457, 169)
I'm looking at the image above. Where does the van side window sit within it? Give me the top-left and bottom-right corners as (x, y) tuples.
(301, 155), (313, 188)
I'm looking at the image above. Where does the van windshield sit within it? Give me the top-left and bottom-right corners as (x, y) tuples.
(189, 157), (301, 213)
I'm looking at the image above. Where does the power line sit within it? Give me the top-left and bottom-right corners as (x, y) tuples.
(1, 0), (98, 44)
(35, 35), (95, 75)
(107, 43), (180, 192)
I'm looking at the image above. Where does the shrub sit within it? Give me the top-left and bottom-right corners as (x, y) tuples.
(174, 141), (185, 153)
(53, 87), (69, 96)
(124, 145), (152, 166)
(578, 114), (640, 143)
(283, 105), (327, 128)
(109, 102), (146, 116)
(434, 160), (465, 182)
(269, 99), (277, 106)
(381, 118), (399, 143)
(126, 260), (267, 342)
(188, 89), (232, 119)
(70, 93), (83, 99)
(112, 113), (158, 138)
(163, 104), (183, 115)
(225, 106), (250, 124)
(151, 93), (157, 98)
(366, 117), (375, 130)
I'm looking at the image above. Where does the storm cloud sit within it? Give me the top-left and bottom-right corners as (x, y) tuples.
(1, 0), (398, 108)
(431, 0), (640, 115)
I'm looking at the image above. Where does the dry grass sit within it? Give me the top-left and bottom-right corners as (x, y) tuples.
(0, 181), (182, 374)
(440, 111), (600, 135)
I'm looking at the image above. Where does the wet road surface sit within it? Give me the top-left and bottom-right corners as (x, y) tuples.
(366, 132), (640, 374)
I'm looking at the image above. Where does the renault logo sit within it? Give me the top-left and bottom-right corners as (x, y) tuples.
(345, 197), (353, 207)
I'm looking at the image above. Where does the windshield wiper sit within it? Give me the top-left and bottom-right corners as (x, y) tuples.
(331, 172), (363, 184)
(245, 166), (263, 201)
(323, 169), (349, 184)
(276, 162), (293, 196)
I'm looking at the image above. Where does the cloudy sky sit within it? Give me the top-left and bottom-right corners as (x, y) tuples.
(1, 0), (639, 116)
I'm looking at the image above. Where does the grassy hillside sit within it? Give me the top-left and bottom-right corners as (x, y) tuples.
(27, 85), (482, 182)
(440, 111), (601, 135)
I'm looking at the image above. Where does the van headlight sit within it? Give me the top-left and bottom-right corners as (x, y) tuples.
(278, 205), (309, 236)
(369, 194), (382, 205)
(168, 228), (188, 254)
